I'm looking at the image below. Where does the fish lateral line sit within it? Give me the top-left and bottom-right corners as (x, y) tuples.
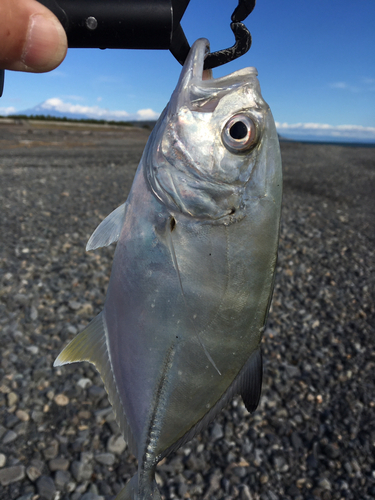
(165, 219), (221, 376)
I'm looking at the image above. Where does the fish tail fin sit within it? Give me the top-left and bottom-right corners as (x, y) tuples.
(115, 473), (162, 500)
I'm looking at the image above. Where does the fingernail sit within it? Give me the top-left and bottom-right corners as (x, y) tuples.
(22, 14), (67, 72)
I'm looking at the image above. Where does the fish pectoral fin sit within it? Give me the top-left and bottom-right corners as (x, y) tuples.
(239, 348), (263, 413)
(54, 312), (106, 367)
(86, 202), (127, 251)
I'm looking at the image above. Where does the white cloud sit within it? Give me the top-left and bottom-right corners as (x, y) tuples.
(329, 78), (375, 93)
(38, 98), (160, 121)
(136, 108), (160, 120)
(362, 77), (375, 91)
(47, 70), (67, 78)
(330, 82), (348, 89)
(329, 81), (359, 92)
(276, 122), (375, 141)
(0, 106), (16, 115)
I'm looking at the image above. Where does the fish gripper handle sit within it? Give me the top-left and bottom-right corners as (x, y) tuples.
(36, 0), (190, 50)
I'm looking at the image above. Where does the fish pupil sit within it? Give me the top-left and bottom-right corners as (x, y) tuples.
(229, 121), (248, 140)
(170, 217), (176, 232)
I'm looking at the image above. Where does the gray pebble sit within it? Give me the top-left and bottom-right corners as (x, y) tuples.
(81, 452), (94, 464)
(15, 494), (34, 500)
(30, 306), (38, 321)
(5, 414), (19, 429)
(36, 475), (56, 500)
(7, 391), (18, 407)
(291, 431), (303, 450)
(43, 440), (59, 460)
(77, 377), (92, 389)
(211, 422), (224, 441)
(31, 410), (44, 423)
(0, 465), (25, 486)
(318, 477), (332, 491)
(267, 492), (279, 500)
(67, 324), (78, 335)
(69, 300), (82, 310)
(88, 385), (106, 401)
(107, 434), (126, 455)
(2, 430), (18, 444)
(94, 407), (113, 422)
(71, 460), (93, 482)
(48, 457), (70, 471)
(94, 453), (115, 466)
(241, 484), (253, 500)
(273, 455), (287, 471)
(80, 492), (105, 500)
(26, 345), (39, 355)
(0, 426), (6, 440)
(26, 459), (44, 482)
(54, 469), (71, 489)
(71, 481), (90, 499)
(26, 466), (42, 482)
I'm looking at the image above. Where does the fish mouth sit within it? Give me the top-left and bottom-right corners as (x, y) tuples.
(186, 38), (212, 83)
(168, 38), (210, 113)
(169, 38), (258, 114)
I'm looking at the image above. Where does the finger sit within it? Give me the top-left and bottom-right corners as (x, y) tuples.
(0, 0), (67, 72)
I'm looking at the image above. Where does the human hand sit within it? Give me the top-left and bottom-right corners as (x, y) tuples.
(0, 0), (67, 72)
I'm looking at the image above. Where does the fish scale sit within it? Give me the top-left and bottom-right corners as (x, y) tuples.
(54, 38), (282, 499)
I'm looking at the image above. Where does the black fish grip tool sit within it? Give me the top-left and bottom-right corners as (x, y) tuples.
(0, 0), (256, 97)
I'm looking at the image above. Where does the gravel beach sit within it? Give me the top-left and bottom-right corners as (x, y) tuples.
(0, 119), (374, 500)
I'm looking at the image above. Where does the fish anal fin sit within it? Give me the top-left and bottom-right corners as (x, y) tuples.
(86, 202), (127, 251)
(54, 312), (137, 456)
(239, 348), (263, 413)
(161, 348), (263, 460)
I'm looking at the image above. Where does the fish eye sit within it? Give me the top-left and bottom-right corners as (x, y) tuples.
(222, 114), (257, 153)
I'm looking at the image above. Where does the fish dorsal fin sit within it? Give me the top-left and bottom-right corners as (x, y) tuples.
(161, 348), (263, 460)
(54, 312), (137, 455)
(54, 313), (105, 366)
(86, 203), (127, 251)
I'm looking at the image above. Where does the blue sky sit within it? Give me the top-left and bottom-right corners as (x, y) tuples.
(1, 0), (375, 141)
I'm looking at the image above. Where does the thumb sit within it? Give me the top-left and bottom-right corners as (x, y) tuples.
(0, 0), (67, 72)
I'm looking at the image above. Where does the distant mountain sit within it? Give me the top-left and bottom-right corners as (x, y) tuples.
(12, 98), (160, 125)
(14, 99), (89, 120)
(14, 104), (89, 121)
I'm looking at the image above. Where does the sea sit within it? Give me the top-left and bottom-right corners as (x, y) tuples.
(279, 134), (375, 148)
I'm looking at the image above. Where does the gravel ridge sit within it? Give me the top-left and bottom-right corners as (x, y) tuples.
(0, 122), (374, 500)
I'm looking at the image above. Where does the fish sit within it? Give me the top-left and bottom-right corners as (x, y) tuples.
(54, 38), (282, 500)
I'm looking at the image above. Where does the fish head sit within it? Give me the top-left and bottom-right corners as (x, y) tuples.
(146, 38), (282, 221)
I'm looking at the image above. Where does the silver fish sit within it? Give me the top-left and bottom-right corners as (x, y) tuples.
(54, 38), (282, 500)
